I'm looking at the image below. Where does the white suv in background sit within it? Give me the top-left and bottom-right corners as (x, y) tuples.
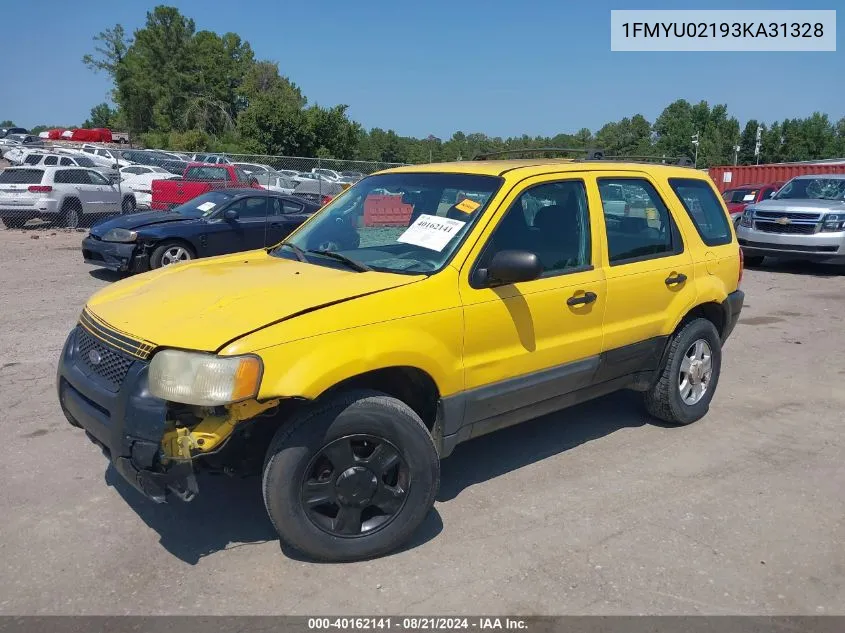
(21, 152), (118, 182)
(0, 166), (136, 229)
(79, 144), (132, 168)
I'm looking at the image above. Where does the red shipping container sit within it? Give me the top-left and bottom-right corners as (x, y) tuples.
(709, 163), (845, 192)
(363, 194), (414, 227)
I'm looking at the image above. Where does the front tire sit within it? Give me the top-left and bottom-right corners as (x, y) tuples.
(262, 390), (440, 562)
(645, 318), (722, 425)
(150, 241), (195, 269)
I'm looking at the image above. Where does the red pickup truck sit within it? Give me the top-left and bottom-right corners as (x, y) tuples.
(721, 182), (782, 225)
(150, 163), (261, 210)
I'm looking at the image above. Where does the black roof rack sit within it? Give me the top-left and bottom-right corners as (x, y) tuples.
(472, 147), (693, 167)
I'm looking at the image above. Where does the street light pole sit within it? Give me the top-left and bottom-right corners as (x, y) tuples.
(691, 131), (700, 168)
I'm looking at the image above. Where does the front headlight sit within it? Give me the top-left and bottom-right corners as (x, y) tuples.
(740, 207), (754, 227)
(102, 228), (138, 243)
(148, 350), (263, 406)
(822, 213), (845, 232)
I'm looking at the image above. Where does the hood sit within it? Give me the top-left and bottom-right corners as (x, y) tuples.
(90, 211), (199, 235)
(750, 198), (845, 214)
(85, 251), (420, 351)
(726, 202), (747, 214)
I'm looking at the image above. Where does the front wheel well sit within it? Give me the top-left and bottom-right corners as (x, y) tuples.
(321, 367), (440, 432)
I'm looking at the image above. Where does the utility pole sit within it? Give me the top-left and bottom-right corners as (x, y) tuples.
(691, 132), (700, 168)
(754, 125), (762, 165)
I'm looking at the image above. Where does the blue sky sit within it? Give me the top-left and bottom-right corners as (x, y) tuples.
(1, 0), (842, 138)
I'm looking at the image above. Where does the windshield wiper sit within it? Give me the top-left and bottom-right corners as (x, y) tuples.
(307, 249), (372, 272)
(277, 242), (307, 262)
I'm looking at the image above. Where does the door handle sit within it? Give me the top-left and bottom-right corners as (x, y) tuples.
(270, 222), (282, 228)
(665, 273), (687, 286)
(567, 291), (597, 307)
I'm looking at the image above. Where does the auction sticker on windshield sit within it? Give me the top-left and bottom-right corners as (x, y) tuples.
(197, 202), (216, 211)
(397, 214), (466, 252)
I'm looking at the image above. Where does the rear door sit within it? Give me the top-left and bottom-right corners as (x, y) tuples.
(85, 170), (120, 213)
(264, 196), (310, 246)
(594, 172), (696, 380)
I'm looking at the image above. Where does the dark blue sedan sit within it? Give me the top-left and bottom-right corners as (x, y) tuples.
(81, 189), (319, 273)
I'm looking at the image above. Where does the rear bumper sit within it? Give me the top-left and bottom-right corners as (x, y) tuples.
(57, 327), (193, 503)
(0, 198), (60, 218)
(81, 235), (147, 272)
(721, 289), (745, 344)
(736, 225), (845, 261)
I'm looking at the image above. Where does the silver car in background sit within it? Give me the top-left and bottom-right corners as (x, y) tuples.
(735, 174), (845, 265)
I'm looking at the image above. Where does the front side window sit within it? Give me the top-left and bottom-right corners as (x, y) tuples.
(24, 155), (41, 165)
(669, 178), (732, 246)
(477, 179), (591, 277)
(87, 171), (111, 186)
(598, 178), (681, 265)
(228, 197), (267, 219)
(43, 156), (58, 166)
(75, 157), (96, 168)
(60, 157), (73, 166)
(277, 173), (502, 274)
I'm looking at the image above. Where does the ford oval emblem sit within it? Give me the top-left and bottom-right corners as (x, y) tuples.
(88, 349), (102, 365)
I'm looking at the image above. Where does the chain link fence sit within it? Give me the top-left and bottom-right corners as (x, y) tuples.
(0, 144), (405, 230)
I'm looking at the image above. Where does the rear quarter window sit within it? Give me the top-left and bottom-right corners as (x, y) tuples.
(0, 169), (44, 184)
(669, 178), (732, 246)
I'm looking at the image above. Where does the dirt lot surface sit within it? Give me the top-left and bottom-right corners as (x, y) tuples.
(0, 228), (843, 615)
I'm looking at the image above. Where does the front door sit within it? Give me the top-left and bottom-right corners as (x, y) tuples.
(458, 174), (607, 432)
(207, 196), (268, 255)
(592, 173), (696, 382)
(85, 170), (120, 213)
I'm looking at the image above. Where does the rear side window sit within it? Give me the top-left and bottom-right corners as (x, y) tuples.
(598, 178), (683, 265)
(185, 166), (228, 181)
(669, 178), (732, 246)
(0, 169), (44, 184)
(44, 156), (58, 166)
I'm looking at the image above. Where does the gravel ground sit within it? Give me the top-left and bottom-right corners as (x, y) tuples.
(0, 228), (843, 615)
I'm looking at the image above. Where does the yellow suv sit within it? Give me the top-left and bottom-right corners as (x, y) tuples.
(57, 155), (744, 561)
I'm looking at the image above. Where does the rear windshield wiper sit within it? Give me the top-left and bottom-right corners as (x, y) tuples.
(307, 249), (372, 272)
(277, 242), (307, 262)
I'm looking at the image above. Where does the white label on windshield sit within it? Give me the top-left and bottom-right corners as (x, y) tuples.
(196, 202), (216, 211)
(742, 194), (756, 201)
(397, 214), (466, 252)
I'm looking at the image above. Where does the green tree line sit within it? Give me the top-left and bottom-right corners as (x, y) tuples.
(15, 5), (845, 167)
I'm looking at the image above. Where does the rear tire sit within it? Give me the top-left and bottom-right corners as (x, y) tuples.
(122, 196), (136, 214)
(2, 218), (27, 229)
(743, 254), (764, 267)
(645, 318), (722, 426)
(262, 389), (440, 562)
(60, 199), (82, 229)
(150, 241), (195, 269)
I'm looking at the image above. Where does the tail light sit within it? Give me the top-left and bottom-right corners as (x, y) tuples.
(738, 246), (744, 286)
(320, 195), (333, 206)
(28, 185), (52, 193)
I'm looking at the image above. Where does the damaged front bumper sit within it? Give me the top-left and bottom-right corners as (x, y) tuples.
(57, 326), (277, 503)
(81, 235), (148, 273)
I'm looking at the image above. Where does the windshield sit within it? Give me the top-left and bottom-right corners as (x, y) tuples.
(722, 188), (758, 203)
(274, 172), (502, 274)
(170, 190), (237, 217)
(773, 178), (845, 201)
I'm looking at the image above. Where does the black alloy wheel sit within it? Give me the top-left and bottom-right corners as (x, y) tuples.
(301, 434), (410, 537)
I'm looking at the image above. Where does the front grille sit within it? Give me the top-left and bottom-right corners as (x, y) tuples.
(754, 221), (817, 235)
(76, 326), (133, 391)
(754, 211), (822, 221)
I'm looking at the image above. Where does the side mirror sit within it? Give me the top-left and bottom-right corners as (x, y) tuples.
(223, 209), (239, 221)
(249, 177), (259, 186)
(478, 250), (542, 287)
(112, 163), (119, 169)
